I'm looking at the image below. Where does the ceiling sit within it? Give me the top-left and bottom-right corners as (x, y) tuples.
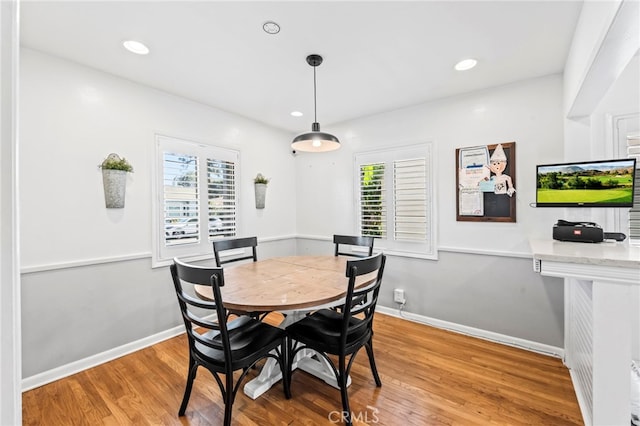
(19, 1), (583, 134)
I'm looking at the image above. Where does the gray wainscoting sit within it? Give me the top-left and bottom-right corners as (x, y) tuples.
(297, 238), (565, 349)
(22, 237), (563, 383)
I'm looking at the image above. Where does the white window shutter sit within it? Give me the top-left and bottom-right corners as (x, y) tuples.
(394, 157), (427, 241)
(206, 158), (236, 238)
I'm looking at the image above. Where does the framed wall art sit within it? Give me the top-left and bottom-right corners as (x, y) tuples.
(456, 142), (516, 222)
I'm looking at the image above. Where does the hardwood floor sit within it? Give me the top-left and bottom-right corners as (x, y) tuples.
(23, 313), (583, 425)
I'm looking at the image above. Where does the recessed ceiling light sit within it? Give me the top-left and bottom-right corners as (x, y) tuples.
(290, 111), (303, 117)
(123, 40), (149, 55)
(263, 21), (280, 35)
(454, 58), (477, 71)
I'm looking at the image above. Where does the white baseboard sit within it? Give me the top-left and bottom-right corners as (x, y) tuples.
(22, 308), (563, 392)
(376, 305), (564, 359)
(21, 325), (186, 392)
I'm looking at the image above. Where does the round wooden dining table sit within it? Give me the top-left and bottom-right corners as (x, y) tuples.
(194, 255), (375, 312)
(193, 255), (378, 399)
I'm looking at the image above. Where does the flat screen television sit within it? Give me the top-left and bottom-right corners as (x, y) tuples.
(536, 158), (637, 207)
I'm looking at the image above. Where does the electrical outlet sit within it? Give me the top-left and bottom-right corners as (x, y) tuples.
(533, 258), (541, 273)
(393, 288), (406, 304)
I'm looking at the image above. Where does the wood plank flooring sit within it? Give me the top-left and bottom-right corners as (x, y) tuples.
(22, 313), (583, 425)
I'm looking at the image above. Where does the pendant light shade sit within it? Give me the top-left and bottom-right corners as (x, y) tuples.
(291, 54), (340, 153)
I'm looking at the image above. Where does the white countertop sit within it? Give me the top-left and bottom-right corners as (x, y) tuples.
(530, 239), (640, 269)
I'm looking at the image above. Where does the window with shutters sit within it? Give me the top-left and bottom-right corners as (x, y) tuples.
(154, 135), (239, 265)
(355, 143), (436, 258)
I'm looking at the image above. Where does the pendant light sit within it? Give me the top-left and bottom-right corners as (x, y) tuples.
(291, 54), (340, 153)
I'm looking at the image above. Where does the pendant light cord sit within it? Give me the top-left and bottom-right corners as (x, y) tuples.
(313, 65), (318, 123)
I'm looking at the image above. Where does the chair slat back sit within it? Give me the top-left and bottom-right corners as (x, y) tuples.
(341, 253), (386, 342)
(170, 258), (231, 359)
(333, 234), (374, 258)
(213, 237), (258, 266)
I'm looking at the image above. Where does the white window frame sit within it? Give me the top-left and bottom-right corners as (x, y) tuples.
(611, 113), (639, 241)
(152, 134), (240, 267)
(354, 143), (437, 259)
(624, 131), (640, 242)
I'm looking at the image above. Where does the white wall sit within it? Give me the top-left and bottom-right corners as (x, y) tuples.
(295, 75), (567, 351)
(297, 75), (564, 253)
(20, 48), (296, 270)
(19, 48), (298, 379)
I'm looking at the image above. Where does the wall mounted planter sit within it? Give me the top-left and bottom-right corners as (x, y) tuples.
(102, 169), (128, 208)
(99, 153), (133, 209)
(253, 173), (269, 209)
(254, 183), (267, 209)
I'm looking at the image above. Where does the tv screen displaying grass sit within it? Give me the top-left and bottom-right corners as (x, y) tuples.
(536, 158), (636, 207)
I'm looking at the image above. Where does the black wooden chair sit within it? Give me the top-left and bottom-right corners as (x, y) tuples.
(333, 235), (374, 310)
(333, 234), (374, 258)
(286, 253), (386, 426)
(212, 236), (268, 319)
(212, 236), (258, 266)
(170, 258), (290, 426)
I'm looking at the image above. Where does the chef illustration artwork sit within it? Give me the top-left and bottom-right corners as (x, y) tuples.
(483, 144), (516, 196)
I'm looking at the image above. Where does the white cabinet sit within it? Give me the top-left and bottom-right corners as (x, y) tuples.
(531, 239), (640, 426)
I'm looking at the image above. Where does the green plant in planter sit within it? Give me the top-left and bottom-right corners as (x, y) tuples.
(99, 153), (133, 172)
(254, 173), (269, 184)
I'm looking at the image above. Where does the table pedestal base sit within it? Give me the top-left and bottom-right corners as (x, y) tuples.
(297, 350), (352, 389)
(243, 310), (351, 400)
(243, 347), (352, 399)
(243, 357), (282, 400)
